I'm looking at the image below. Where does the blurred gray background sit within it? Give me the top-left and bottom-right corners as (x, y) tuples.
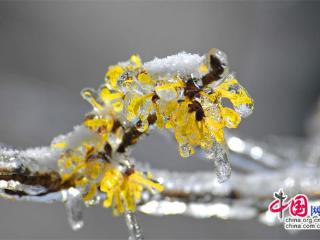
(0, 1), (320, 239)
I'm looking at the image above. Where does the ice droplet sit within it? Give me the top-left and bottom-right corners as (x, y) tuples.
(178, 143), (195, 158)
(136, 119), (149, 132)
(64, 188), (84, 231)
(206, 142), (231, 183)
(81, 88), (102, 111)
(235, 104), (254, 118)
(117, 72), (135, 94)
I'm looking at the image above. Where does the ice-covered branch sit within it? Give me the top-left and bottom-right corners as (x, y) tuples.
(2, 50), (316, 238)
(0, 130), (319, 228)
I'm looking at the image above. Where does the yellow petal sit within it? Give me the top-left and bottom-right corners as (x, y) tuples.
(83, 118), (113, 132)
(137, 72), (154, 85)
(106, 65), (124, 89)
(83, 184), (97, 202)
(81, 88), (103, 111)
(51, 141), (67, 149)
(131, 172), (164, 192)
(130, 54), (142, 68)
(100, 168), (123, 193)
(103, 192), (113, 208)
(221, 107), (241, 128)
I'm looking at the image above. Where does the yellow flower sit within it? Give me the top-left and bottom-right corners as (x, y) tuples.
(166, 78), (250, 157)
(170, 100), (216, 156)
(83, 54), (253, 160)
(57, 51), (254, 216)
(100, 168), (163, 215)
(58, 143), (109, 202)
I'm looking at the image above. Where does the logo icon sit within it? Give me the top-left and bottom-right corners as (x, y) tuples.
(268, 188), (309, 219)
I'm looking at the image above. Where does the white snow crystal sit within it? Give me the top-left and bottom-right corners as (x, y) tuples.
(144, 52), (204, 79)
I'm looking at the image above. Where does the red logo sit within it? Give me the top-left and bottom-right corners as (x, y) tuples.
(268, 189), (308, 219)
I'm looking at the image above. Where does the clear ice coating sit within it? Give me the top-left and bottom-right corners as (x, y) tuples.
(2, 129), (320, 233)
(178, 143), (194, 158)
(124, 211), (144, 240)
(206, 142), (231, 183)
(205, 48), (229, 81)
(64, 188), (84, 231)
(155, 86), (178, 101)
(0, 180), (47, 195)
(0, 144), (44, 172)
(235, 104), (254, 118)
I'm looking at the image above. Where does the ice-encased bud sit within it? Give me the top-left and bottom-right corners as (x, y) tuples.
(205, 48), (229, 80)
(136, 119), (149, 133)
(209, 48), (228, 67)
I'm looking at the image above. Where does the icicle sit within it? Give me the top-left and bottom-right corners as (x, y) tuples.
(124, 211), (144, 240)
(63, 188), (84, 231)
(206, 141), (231, 183)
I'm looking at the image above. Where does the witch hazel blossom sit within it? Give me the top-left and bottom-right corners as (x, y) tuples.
(54, 49), (254, 214)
